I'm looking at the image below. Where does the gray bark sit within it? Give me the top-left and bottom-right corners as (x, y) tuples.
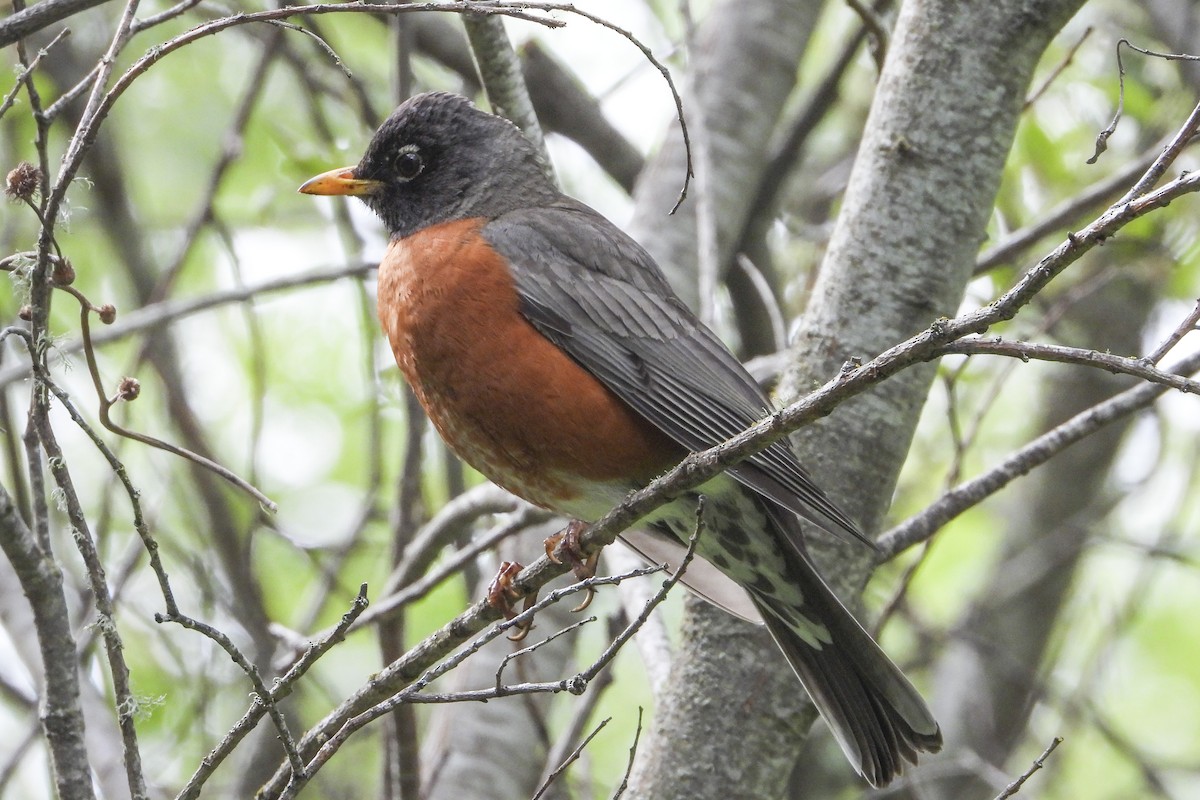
(0, 484), (95, 800)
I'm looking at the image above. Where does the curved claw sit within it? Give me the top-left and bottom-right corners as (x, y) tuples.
(545, 520), (602, 612)
(506, 594), (540, 642)
(570, 583), (596, 614)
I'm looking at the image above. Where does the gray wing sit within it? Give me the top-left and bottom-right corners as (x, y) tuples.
(483, 201), (867, 545)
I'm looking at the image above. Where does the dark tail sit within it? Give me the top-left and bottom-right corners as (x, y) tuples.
(751, 519), (942, 786)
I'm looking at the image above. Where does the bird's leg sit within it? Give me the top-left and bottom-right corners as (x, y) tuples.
(485, 560), (538, 641)
(544, 519), (600, 612)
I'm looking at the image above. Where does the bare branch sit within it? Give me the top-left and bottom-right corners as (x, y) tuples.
(879, 347), (1200, 559)
(935, 336), (1200, 394)
(993, 737), (1063, 799)
(0, 28), (71, 121)
(175, 585), (370, 800)
(530, 716), (611, 800)
(609, 706), (644, 799)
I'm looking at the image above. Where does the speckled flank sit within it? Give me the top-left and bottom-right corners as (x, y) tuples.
(654, 475), (832, 649)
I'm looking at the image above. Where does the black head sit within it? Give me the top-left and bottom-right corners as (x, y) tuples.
(300, 92), (559, 239)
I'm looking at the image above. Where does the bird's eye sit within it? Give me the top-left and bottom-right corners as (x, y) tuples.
(394, 145), (424, 181)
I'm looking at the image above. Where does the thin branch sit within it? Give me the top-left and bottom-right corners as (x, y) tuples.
(842, 0), (889, 68)
(935, 336), (1200, 394)
(268, 506), (701, 797)
(174, 585), (370, 800)
(128, 0), (205, 33)
(71, 294), (278, 511)
(535, 611), (622, 787)
(530, 717), (611, 800)
(495, 617), (599, 689)
(0, 479), (94, 799)
(0, 0), (111, 46)
(975, 133), (1178, 274)
(1024, 26), (1092, 108)
(35, 412), (149, 799)
(0, 28), (71, 122)
(993, 737), (1063, 799)
(354, 504), (551, 633)
(0, 261), (372, 391)
(879, 347), (1200, 559)
(608, 706), (643, 800)
(155, 610), (305, 780)
(1090, 39), (1200, 172)
(272, 566), (661, 799)
(1144, 299), (1200, 365)
(385, 484), (524, 594)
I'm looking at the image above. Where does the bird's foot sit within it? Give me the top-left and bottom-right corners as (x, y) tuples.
(544, 519), (600, 612)
(486, 561), (538, 641)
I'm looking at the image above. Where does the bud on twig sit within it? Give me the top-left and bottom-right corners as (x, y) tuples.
(97, 303), (117, 324)
(117, 377), (141, 402)
(18, 305), (33, 321)
(52, 258), (76, 286)
(5, 162), (41, 202)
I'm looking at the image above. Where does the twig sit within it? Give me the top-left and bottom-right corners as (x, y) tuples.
(530, 717), (611, 800)
(384, 484), (524, 594)
(129, 0), (205, 33)
(354, 504), (550, 632)
(535, 610), (622, 786)
(272, 506), (702, 797)
(36, 412), (149, 799)
(0, 28), (71, 122)
(975, 133), (1179, 274)
(1144, 300), (1200, 364)
(1090, 39), (1200, 169)
(69, 295), (278, 511)
(175, 585), (369, 800)
(0, 262), (373, 391)
(155, 610), (305, 781)
(842, 0), (889, 68)
(576, 500), (703, 684)
(272, 566), (660, 799)
(0, 479), (92, 799)
(993, 736), (1062, 799)
(879, 347), (1200, 559)
(0, 0), (110, 47)
(11, 326), (179, 612)
(1025, 26), (1091, 108)
(935, 336), (1200, 394)
(609, 706), (643, 799)
(496, 616), (598, 689)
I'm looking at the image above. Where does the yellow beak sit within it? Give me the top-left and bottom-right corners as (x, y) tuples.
(298, 166), (385, 196)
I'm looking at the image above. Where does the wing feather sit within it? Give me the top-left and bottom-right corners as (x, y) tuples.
(483, 202), (868, 545)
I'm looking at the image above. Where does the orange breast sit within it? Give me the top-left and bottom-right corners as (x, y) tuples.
(376, 217), (683, 515)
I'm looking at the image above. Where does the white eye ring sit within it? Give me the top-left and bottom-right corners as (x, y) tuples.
(394, 144), (424, 181)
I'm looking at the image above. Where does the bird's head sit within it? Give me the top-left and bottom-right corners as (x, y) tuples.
(300, 92), (557, 239)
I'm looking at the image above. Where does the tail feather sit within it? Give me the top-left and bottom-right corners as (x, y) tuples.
(755, 599), (941, 786)
(749, 513), (942, 787)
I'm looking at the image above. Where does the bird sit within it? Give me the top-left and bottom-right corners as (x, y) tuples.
(299, 91), (941, 787)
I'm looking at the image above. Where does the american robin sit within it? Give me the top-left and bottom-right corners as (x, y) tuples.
(300, 91), (941, 786)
